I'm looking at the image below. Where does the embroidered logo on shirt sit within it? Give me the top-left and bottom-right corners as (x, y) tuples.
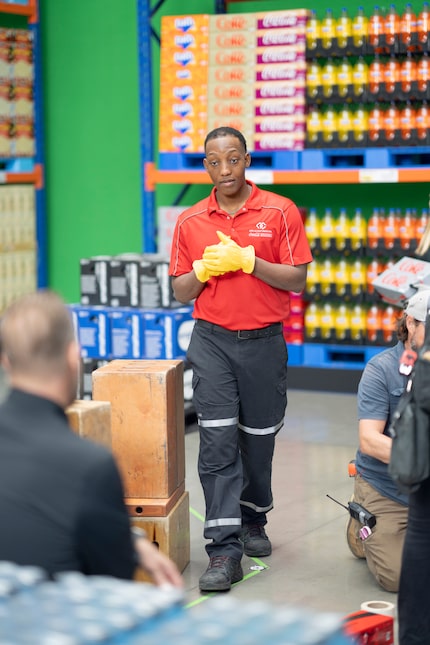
(249, 221), (273, 238)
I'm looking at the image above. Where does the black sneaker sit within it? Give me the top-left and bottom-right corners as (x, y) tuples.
(199, 555), (243, 592)
(241, 524), (272, 557)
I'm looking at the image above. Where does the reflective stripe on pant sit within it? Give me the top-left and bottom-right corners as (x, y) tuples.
(187, 322), (288, 559)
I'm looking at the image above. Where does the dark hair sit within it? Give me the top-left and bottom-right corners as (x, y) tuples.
(204, 127), (247, 153)
(396, 312), (409, 342)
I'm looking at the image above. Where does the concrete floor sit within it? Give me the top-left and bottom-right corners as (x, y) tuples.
(182, 389), (398, 640)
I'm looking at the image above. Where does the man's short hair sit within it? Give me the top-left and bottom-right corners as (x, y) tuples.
(204, 127), (247, 153)
(0, 290), (75, 376)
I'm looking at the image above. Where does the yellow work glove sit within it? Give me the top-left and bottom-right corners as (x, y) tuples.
(202, 230), (255, 274)
(192, 259), (225, 283)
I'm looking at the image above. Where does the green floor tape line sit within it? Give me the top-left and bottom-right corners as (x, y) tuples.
(186, 506), (270, 608)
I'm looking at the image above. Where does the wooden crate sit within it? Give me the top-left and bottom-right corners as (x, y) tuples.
(92, 360), (185, 499)
(65, 399), (112, 450)
(125, 481), (185, 517)
(133, 490), (190, 579)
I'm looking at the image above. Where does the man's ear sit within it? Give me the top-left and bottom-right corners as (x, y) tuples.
(203, 158), (208, 171)
(245, 153), (251, 168)
(66, 340), (80, 372)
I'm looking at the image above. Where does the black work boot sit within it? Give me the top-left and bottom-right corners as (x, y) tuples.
(240, 524), (272, 557)
(199, 555), (243, 592)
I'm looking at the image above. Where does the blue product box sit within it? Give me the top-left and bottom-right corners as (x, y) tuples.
(109, 308), (145, 359)
(142, 306), (194, 359)
(69, 305), (111, 360)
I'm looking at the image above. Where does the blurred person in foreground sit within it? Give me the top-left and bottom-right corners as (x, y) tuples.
(398, 291), (430, 644)
(169, 126), (312, 592)
(0, 290), (183, 587)
(347, 290), (429, 592)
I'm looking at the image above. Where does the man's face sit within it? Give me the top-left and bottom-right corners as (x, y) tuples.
(203, 135), (250, 200)
(409, 319), (426, 352)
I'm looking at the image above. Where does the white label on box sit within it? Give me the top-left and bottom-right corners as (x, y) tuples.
(359, 169), (399, 183)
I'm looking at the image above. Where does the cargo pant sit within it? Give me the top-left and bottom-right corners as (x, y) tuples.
(187, 320), (288, 561)
(353, 474), (408, 592)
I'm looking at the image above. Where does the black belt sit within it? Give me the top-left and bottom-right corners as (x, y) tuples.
(196, 319), (282, 340)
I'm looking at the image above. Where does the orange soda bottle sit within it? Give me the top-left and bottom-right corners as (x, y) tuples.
(368, 104), (383, 143)
(383, 207), (400, 249)
(400, 52), (417, 93)
(369, 6), (384, 48)
(367, 305), (383, 342)
(366, 258), (383, 294)
(399, 101), (416, 142)
(369, 54), (383, 95)
(383, 102), (400, 142)
(368, 208), (383, 248)
(383, 55), (400, 94)
(352, 6), (368, 47)
(416, 101), (430, 141)
(417, 1), (430, 44)
(417, 52), (430, 93)
(400, 3), (417, 47)
(399, 208), (414, 250)
(382, 305), (398, 343)
(384, 4), (400, 46)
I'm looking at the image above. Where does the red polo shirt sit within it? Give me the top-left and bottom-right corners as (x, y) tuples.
(169, 181), (312, 330)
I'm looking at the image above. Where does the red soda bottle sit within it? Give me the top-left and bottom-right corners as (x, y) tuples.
(369, 6), (384, 48)
(384, 4), (400, 46)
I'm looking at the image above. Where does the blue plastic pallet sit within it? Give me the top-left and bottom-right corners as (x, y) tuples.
(159, 150), (301, 170)
(0, 157), (34, 172)
(302, 343), (385, 370)
(287, 343), (304, 366)
(301, 146), (430, 170)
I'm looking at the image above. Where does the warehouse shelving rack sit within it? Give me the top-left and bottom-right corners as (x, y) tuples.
(0, 0), (46, 287)
(137, 0), (430, 385)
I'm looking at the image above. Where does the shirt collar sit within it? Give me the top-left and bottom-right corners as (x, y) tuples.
(208, 180), (261, 215)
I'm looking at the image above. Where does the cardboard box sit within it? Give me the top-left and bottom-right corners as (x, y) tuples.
(343, 610), (394, 645)
(142, 307), (195, 360)
(372, 256), (430, 305)
(109, 308), (145, 359)
(80, 255), (111, 306)
(210, 13), (256, 32)
(70, 305), (111, 359)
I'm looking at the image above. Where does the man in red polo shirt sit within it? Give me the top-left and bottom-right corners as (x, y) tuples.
(169, 126), (312, 592)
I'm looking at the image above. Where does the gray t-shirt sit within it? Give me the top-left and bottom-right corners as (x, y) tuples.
(356, 340), (409, 506)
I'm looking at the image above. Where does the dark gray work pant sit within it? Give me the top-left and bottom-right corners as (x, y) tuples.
(187, 321), (288, 560)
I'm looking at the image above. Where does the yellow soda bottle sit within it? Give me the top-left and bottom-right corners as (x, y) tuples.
(351, 6), (368, 48)
(320, 258), (335, 296)
(350, 304), (366, 342)
(305, 302), (320, 340)
(352, 57), (368, 98)
(306, 106), (322, 146)
(321, 105), (337, 144)
(305, 260), (319, 296)
(336, 7), (352, 49)
(305, 207), (320, 249)
(320, 303), (335, 341)
(350, 259), (366, 296)
(335, 304), (351, 341)
(306, 9), (320, 51)
(349, 207), (367, 250)
(351, 104), (368, 145)
(307, 60), (321, 100)
(321, 58), (336, 98)
(337, 57), (353, 98)
(320, 207), (335, 250)
(335, 258), (350, 296)
(321, 8), (336, 49)
(335, 207), (349, 250)
(337, 105), (353, 144)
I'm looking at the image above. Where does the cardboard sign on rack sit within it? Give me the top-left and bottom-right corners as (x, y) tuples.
(372, 256), (430, 305)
